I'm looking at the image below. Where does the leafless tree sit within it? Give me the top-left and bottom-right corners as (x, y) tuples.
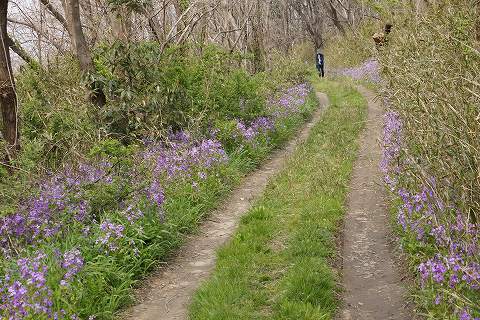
(0, 0), (20, 164)
(64, 0), (106, 106)
(288, 0), (326, 51)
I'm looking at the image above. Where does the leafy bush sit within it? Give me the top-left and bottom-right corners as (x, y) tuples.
(16, 57), (97, 168)
(94, 43), (267, 142)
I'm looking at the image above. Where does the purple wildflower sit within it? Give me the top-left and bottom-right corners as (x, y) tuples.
(96, 220), (125, 252)
(60, 249), (84, 286)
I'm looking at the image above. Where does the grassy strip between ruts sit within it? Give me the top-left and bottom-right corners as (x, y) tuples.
(188, 78), (368, 320)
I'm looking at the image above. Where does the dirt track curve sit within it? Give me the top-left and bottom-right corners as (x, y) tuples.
(120, 92), (329, 320)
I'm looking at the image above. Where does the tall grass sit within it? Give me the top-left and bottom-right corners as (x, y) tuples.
(326, 2), (480, 318)
(380, 3), (480, 319)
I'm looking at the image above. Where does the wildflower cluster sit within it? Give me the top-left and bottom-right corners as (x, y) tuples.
(334, 59), (382, 84)
(0, 161), (113, 258)
(0, 83), (314, 319)
(381, 87), (480, 319)
(60, 249), (84, 287)
(95, 220), (125, 252)
(380, 111), (403, 190)
(0, 251), (80, 319)
(232, 83), (311, 145)
(142, 135), (228, 188)
(267, 83), (311, 118)
(236, 117), (274, 141)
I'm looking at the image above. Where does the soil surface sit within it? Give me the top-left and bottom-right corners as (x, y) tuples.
(120, 92), (329, 320)
(338, 86), (410, 320)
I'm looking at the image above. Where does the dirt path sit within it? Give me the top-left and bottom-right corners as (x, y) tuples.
(120, 92), (329, 320)
(339, 86), (409, 320)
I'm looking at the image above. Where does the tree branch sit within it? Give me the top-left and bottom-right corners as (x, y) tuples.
(6, 34), (37, 66)
(7, 17), (64, 51)
(39, 0), (70, 34)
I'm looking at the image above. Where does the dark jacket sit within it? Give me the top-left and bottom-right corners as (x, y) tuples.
(316, 53), (324, 70)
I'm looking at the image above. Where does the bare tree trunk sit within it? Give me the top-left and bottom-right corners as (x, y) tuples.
(40, 0), (70, 35)
(0, 0), (20, 163)
(81, 0), (93, 18)
(64, 0), (106, 107)
(283, 4), (291, 52)
(143, 4), (163, 42)
(288, 0), (325, 52)
(250, 0), (265, 73)
(168, 3), (178, 37)
(328, 0), (346, 35)
(110, 6), (132, 42)
(7, 17), (65, 51)
(196, 3), (208, 51)
(38, 0), (44, 64)
(172, 0), (184, 29)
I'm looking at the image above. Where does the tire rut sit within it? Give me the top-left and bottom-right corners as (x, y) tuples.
(338, 86), (410, 320)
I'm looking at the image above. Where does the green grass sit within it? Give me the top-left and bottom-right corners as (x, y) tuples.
(188, 79), (368, 320)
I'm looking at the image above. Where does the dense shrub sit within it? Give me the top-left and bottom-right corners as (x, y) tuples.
(94, 43), (267, 141)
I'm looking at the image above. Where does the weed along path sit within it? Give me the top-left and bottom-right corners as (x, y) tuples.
(339, 86), (409, 320)
(121, 92), (329, 320)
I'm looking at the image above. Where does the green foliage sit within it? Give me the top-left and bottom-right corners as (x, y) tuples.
(8, 41), (311, 177)
(16, 56), (97, 168)
(89, 138), (136, 160)
(93, 43), (267, 142)
(212, 119), (241, 153)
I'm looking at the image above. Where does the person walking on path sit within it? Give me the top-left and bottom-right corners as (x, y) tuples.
(316, 52), (325, 78)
